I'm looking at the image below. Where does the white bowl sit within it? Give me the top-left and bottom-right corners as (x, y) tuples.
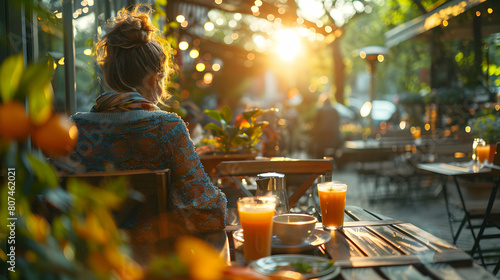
(273, 214), (317, 245)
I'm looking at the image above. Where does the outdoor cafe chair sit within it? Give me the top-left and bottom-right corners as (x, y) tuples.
(216, 158), (334, 210)
(58, 169), (171, 253)
(468, 146), (500, 274)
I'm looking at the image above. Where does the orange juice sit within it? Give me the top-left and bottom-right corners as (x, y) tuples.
(477, 145), (490, 163)
(317, 182), (347, 230)
(237, 197), (276, 263)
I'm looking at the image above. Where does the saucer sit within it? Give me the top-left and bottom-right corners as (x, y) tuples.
(233, 228), (331, 253)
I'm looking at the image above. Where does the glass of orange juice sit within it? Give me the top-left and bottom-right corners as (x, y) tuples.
(477, 144), (490, 164)
(317, 182), (347, 230)
(473, 138), (489, 165)
(237, 196), (276, 263)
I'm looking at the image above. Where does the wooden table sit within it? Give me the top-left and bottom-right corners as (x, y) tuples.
(342, 138), (472, 163)
(225, 205), (497, 279)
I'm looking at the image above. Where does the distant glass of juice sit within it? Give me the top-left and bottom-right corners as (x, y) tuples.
(317, 182), (347, 230)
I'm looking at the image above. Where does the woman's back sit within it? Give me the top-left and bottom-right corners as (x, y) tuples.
(66, 5), (227, 261)
(71, 109), (187, 172)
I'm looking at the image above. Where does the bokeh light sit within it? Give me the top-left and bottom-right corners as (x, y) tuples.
(196, 63), (206, 72)
(275, 29), (301, 61)
(204, 22), (215, 31)
(179, 41), (189, 50)
(360, 102), (372, 118)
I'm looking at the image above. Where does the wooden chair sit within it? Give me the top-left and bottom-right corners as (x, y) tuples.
(58, 169), (171, 253)
(216, 158), (334, 209)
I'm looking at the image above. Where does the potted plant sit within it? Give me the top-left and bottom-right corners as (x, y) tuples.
(202, 105), (268, 154)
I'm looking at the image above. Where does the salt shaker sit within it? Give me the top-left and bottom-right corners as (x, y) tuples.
(255, 172), (288, 214)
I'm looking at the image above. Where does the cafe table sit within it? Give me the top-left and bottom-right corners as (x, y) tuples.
(417, 162), (500, 269)
(224, 205), (497, 279)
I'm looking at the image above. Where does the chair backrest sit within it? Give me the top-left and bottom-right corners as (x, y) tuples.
(217, 158), (334, 208)
(493, 143), (500, 175)
(59, 169), (171, 250)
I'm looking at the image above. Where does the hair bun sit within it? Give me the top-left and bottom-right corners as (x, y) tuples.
(126, 15), (153, 43)
(104, 10), (156, 48)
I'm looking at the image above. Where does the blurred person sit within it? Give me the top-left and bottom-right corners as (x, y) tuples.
(67, 5), (226, 261)
(310, 97), (344, 158)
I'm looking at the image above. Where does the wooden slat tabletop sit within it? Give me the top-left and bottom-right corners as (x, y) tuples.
(227, 205), (498, 279)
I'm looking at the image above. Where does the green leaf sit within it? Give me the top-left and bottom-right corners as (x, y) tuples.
(156, 0), (167, 6)
(0, 54), (24, 102)
(26, 152), (59, 189)
(220, 105), (233, 123)
(203, 123), (224, 136)
(168, 21), (180, 29)
(225, 126), (239, 140)
(19, 58), (54, 124)
(155, 7), (166, 17)
(232, 136), (248, 147)
(203, 109), (221, 122)
(242, 109), (263, 122)
(29, 82), (54, 125)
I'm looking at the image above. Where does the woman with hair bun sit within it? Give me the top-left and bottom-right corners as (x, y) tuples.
(69, 5), (227, 261)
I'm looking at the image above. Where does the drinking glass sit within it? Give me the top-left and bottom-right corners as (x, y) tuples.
(477, 142), (490, 164)
(473, 138), (488, 164)
(317, 182), (347, 230)
(237, 196), (276, 263)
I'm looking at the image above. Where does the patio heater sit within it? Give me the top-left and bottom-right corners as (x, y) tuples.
(357, 46), (388, 128)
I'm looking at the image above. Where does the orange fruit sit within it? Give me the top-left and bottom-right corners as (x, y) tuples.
(32, 113), (78, 156)
(223, 267), (270, 280)
(0, 101), (31, 141)
(176, 236), (227, 280)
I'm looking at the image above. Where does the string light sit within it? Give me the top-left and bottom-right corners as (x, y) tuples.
(204, 22), (215, 31)
(179, 41), (189, 50)
(204, 73), (213, 84)
(196, 63), (206, 72)
(189, 49), (199, 58)
(176, 15), (185, 23)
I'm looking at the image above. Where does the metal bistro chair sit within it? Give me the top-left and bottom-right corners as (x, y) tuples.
(216, 158), (334, 210)
(469, 144), (500, 274)
(58, 169), (171, 254)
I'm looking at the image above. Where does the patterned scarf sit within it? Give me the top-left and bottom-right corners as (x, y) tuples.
(91, 92), (161, 112)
